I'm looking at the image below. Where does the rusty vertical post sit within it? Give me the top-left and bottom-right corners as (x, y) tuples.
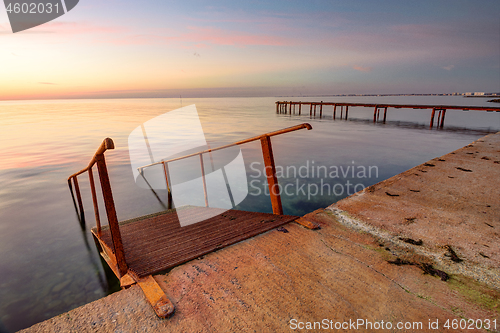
(299, 102), (301, 115)
(333, 104), (336, 119)
(276, 102), (279, 114)
(88, 167), (101, 236)
(199, 153), (208, 207)
(95, 153), (128, 277)
(320, 101), (323, 118)
(373, 106), (377, 122)
(383, 107), (387, 123)
(341, 106), (343, 119)
(440, 109), (446, 128)
(260, 135), (283, 215)
(345, 105), (349, 119)
(162, 162), (173, 210)
(430, 108), (436, 128)
(73, 176), (84, 220)
(314, 104), (316, 117)
(310, 103), (312, 116)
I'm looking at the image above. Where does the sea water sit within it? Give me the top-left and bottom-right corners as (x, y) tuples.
(0, 96), (498, 332)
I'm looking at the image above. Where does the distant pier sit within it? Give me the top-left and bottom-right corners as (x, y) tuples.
(276, 101), (500, 128)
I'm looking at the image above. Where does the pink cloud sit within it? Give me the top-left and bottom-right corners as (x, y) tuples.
(105, 26), (290, 47)
(180, 26), (288, 47)
(30, 21), (124, 34)
(180, 27), (285, 46)
(353, 65), (372, 72)
(105, 34), (169, 45)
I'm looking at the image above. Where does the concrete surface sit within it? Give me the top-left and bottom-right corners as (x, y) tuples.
(21, 133), (500, 332)
(333, 132), (500, 289)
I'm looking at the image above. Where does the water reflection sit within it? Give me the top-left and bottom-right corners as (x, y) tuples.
(0, 97), (498, 332)
(297, 114), (497, 136)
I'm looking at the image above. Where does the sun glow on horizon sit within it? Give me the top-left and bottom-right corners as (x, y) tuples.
(1, 1), (499, 101)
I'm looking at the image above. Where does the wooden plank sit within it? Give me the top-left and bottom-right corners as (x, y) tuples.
(96, 208), (298, 277)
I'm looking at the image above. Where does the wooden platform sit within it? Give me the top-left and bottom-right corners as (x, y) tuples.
(93, 207), (298, 278)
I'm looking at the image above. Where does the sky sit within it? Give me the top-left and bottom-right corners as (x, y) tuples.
(0, 0), (499, 100)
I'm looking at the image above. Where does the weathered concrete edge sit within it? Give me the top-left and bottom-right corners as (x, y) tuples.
(327, 195), (500, 290)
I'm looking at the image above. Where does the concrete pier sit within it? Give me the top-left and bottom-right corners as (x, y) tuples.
(332, 132), (500, 288)
(21, 132), (500, 332)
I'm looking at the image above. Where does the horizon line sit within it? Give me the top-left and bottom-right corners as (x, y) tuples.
(2, 92), (498, 103)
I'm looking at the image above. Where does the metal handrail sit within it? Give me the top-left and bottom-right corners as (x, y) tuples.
(67, 137), (127, 276)
(68, 138), (115, 180)
(138, 123), (312, 171)
(137, 123), (313, 214)
(68, 123), (313, 277)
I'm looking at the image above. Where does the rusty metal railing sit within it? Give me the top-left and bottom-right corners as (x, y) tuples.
(68, 123), (312, 277)
(68, 138), (128, 276)
(138, 123), (313, 215)
(68, 123), (313, 318)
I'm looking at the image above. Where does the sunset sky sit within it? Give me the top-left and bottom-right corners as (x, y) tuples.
(0, 0), (499, 100)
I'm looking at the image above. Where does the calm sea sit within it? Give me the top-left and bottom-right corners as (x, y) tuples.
(0, 96), (499, 332)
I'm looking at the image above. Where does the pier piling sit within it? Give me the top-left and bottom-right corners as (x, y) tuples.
(276, 101), (499, 128)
